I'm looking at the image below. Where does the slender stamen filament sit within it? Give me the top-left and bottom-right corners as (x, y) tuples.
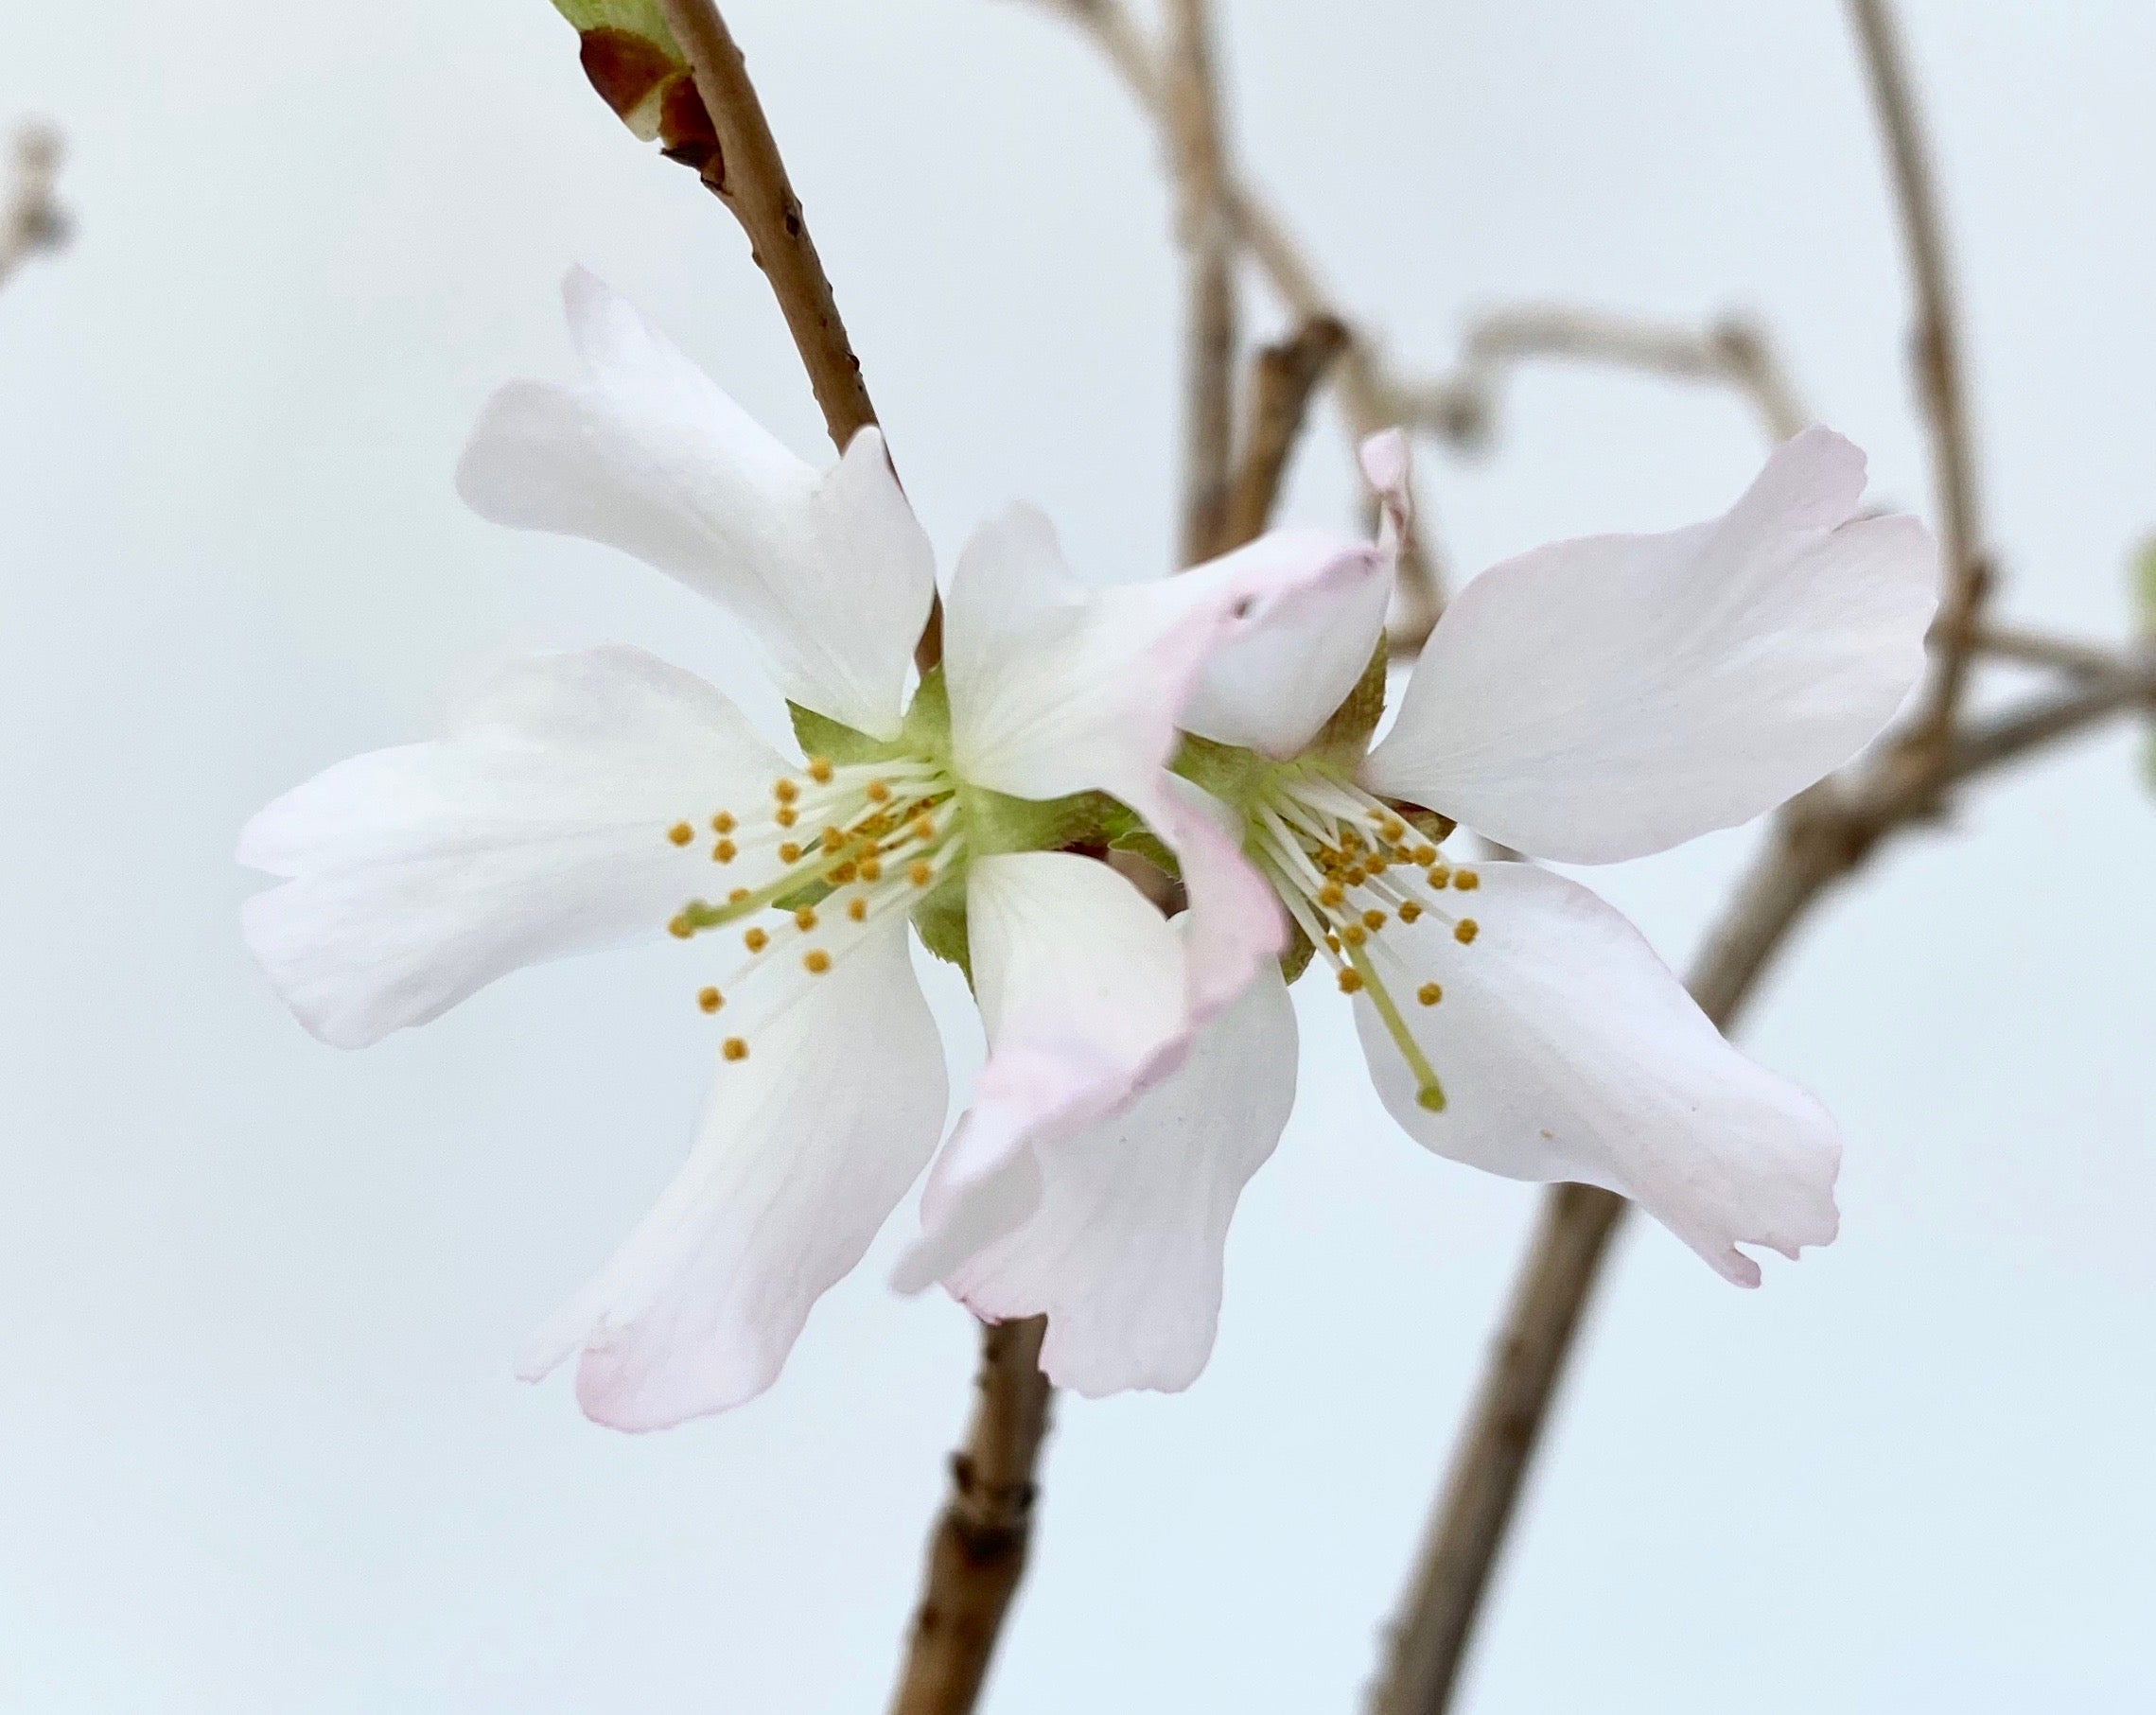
(1254, 764), (1476, 1115)
(661, 755), (962, 1055)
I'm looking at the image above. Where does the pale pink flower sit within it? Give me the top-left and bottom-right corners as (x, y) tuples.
(907, 429), (1938, 1396)
(238, 271), (1387, 1429)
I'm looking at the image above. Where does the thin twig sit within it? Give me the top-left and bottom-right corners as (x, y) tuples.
(1164, 0), (1239, 565)
(888, 1317), (1057, 1715)
(1221, 315), (1351, 550)
(1971, 622), (2133, 679)
(1849, 0), (1988, 769)
(652, 0), (938, 671)
(1394, 306), (1812, 447)
(1373, 8), (2000, 1704)
(0, 123), (67, 294)
(1022, 0), (1447, 642)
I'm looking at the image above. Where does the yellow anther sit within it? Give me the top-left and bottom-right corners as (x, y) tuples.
(822, 827), (847, 853)
(1428, 865), (1451, 888)
(908, 861), (934, 887)
(779, 842), (803, 865)
(1341, 923), (1368, 948)
(1324, 933), (1342, 954)
(794, 906), (818, 932)
(867, 779), (892, 804)
(667, 914), (693, 940)
(910, 814), (935, 842)
(712, 840), (737, 864)
(667, 822), (694, 847)
(1417, 982), (1443, 1006)
(833, 861), (858, 884)
(722, 1037), (749, 1062)
(1411, 845), (1437, 866)
(847, 897), (868, 922)
(697, 987), (724, 1014)
(712, 812), (736, 835)
(744, 927), (769, 954)
(859, 857), (883, 883)
(1343, 866), (1368, 886)
(803, 949), (832, 975)
(776, 806), (798, 829)
(1318, 882), (1345, 908)
(807, 757), (834, 784)
(1398, 901), (1424, 924)
(1379, 817), (1407, 843)
(1454, 919), (1480, 945)
(1452, 869), (1481, 892)
(1361, 909), (1387, 933)
(1337, 969), (1365, 994)
(773, 779), (799, 804)
(727, 887), (749, 903)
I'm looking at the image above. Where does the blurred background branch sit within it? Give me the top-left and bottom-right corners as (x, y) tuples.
(0, 122), (68, 293)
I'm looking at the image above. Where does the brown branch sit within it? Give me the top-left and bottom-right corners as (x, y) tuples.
(1221, 316), (1351, 551)
(888, 1317), (1056, 1715)
(1971, 621), (2133, 679)
(1373, 9), (2003, 1704)
(651, 1), (938, 673)
(1164, 0), (1239, 566)
(1021, 0), (1447, 643)
(1848, 0), (1988, 770)
(0, 123), (67, 294)
(1396, 306), (1812, 447)
(1371, 638), (2156, 1711)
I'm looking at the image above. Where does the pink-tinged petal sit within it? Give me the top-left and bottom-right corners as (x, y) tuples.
(895, 851), (1190, 1290)
(238, 647), (787, 1049)
(1355, 863), (1839, 1285)
(1180, 430), (1409, 760)
(942, 506), (1379, 1018)
(456, 269), (934, 740)
(944, 957), (1299, 1396)
(518, 916), (945, 1430)
(1363, 428), (1937, 863)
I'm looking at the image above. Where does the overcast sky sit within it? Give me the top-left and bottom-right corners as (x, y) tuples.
(3, 2), (2151, 1709)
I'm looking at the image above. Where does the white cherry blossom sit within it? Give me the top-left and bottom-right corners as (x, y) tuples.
(909, 427), (1938, 1396)
(237, 270), (1388, 1430)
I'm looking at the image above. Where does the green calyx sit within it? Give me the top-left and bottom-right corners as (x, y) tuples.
(787, 672), (1127, 980)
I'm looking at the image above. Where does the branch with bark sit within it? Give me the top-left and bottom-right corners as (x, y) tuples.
(0, 123), (67, 293)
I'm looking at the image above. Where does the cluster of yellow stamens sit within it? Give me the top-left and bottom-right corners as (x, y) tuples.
(657, 754), (959, 1064)
(1248, 768), (1484, 1113)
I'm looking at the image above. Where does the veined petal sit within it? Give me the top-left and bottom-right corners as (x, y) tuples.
(518, 915), (946, 1430)
(894, 851), (1189, 1290)
(942, 507), (1379, 1015)
(943, 957), (1299, 1396)
(1181, 432), (1408, 759)
(1353, 862), (1839, 1286)
(456, 269), (934, 740)
(239, 647), (788, 1049)
(1363, 428), (1937, 863)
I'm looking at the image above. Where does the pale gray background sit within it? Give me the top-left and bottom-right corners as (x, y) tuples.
(3, 2), (2151, 1709)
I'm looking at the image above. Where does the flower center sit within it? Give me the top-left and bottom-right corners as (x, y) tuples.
(658, 752), (963, 1059)
(1245, 764), (1481, 1114)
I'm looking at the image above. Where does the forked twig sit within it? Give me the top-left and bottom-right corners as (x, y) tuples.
(0, 124), (67, 294)
(1021, 0), (1448, 641)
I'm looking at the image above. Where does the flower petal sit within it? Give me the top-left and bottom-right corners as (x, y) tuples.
(239, 647), (786, 1048)
(942, 506), (1381, 1017)
(1362, 428), (1937, 863)
(898, 850), (1190, 1282)
(1355, 863), (1839, 1285)
(456, 269), (935, 739)
(942, 956), (1299, 1396)
(1180, 432), (1407, 760)
(517, 915), (946, 1430)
